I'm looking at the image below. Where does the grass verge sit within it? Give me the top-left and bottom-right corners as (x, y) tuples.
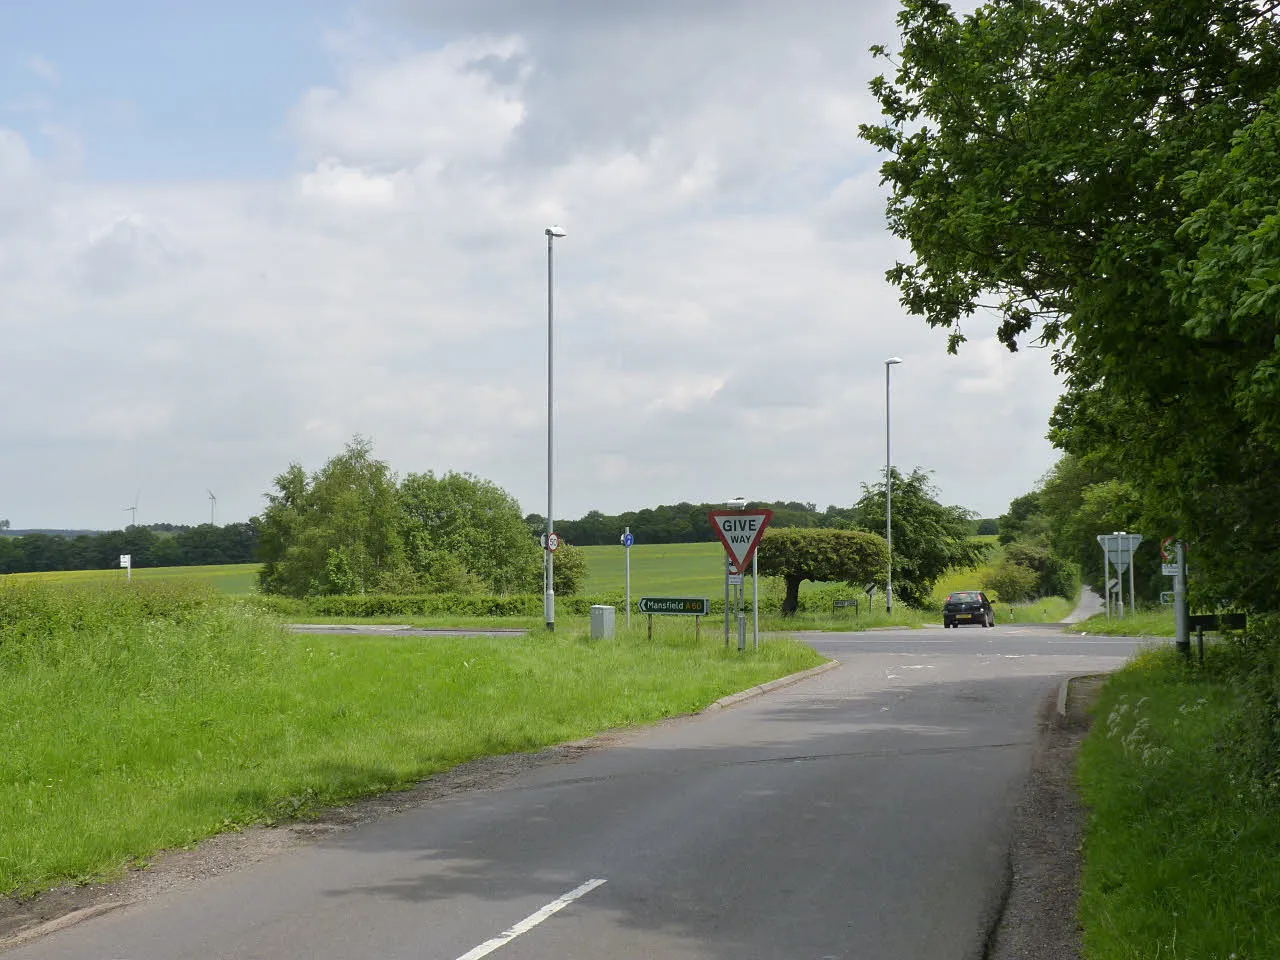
(1068, 609), (1176, 636)
(0, 580), (823, 896)
(1077, 644), (1280, 958)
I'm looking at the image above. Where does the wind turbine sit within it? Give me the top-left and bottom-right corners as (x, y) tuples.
(207, 490), (217, 526)
(123, 490), (139, 528)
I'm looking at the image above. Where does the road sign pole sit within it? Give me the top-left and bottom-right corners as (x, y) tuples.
(1117, 547), (1124, 618)
(1174, 541), (1190, 656)
(1129, 550), (1137, 618)
(751, 554), (758, 649)
(623, 527), (632, 628)
(1102, 545), (1110, 619)
(737, 578), (746, 652)
(724, 556), (731, 648)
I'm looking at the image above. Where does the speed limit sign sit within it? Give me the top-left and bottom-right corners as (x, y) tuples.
(547, 532), (560, 552)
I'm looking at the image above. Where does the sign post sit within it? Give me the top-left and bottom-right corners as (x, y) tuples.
(708, 507), (773, 652)
(119, 554), (132, 582)
(620, 528), (634, 627)
(752, 551), (759, 651)
(1173, 540), (1190, 656)
(1097, 533), (1143, 618)
(638, 597), (710, 641)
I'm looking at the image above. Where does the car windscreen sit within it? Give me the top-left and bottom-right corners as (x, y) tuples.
(947, 592), (981, 601)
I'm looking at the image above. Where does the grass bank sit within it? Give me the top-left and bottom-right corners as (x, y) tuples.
(0, 579), (822, 896)
(1068, 608), (1176, 636)
(1078, 643), (1280, 957)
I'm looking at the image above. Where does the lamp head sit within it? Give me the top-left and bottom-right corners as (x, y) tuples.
(726, 497), (747, 511)
(545, 225), (566, 238)
(885, 357), (903, 366)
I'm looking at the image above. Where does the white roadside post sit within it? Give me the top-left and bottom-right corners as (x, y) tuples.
(119, 553), (132, 582)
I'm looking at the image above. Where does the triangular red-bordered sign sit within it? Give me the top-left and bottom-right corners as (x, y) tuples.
(707, 509), (773, 570)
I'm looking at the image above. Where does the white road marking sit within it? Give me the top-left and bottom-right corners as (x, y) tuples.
(454, 878), (607, 960)
(815, 638), (955, 644)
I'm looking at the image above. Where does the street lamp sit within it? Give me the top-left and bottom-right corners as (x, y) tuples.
(545, 225), (565, 632)
(885, 357), (903, 613)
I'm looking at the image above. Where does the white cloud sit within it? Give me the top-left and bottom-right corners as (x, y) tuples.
(0, 3), (1065, 529)
(290, 36), (528, 169)
(27, 55), (59, 85)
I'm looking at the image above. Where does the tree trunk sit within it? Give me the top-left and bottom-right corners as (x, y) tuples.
(782, 576), (802, 616)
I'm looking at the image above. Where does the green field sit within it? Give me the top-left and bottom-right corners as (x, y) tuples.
(582, 539), (1001, 605)
(582, 541), (737, 596)
(5, 563), (260, 595)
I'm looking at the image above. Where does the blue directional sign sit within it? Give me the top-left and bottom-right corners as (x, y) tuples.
(623, 532), (634, 548)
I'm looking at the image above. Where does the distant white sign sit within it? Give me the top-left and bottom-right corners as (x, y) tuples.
(119, 554), (131, 568)
(1162, 563), (1179, 576)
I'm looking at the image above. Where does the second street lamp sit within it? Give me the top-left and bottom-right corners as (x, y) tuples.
(545, 225), (565, 632)
(885, 356), (902, 614)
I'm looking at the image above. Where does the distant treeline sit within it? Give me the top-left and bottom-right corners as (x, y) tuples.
(527, 501), (998, 547)
(0, 522), (260, 574)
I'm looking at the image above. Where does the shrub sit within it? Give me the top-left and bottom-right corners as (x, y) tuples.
(982, 561), (1039, 603)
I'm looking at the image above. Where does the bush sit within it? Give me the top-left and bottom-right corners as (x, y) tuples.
(551, 542), (588, 596)
(1210, 616), (1280, 795)
(1041, 554), (1081, 599)
(982, 561), (1039, 603)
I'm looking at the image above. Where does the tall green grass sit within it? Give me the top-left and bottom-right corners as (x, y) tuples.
(1068, 608), (1176, 636)
(1078, 641), (1280, 957)
(0, 579), (822, 895)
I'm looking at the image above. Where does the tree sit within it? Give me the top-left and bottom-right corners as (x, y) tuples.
(998, 493), (1047, 546)
(551, 541), (588, 596)
(855, 468), (989, 606)
(756, 528), (888, 616)
(399, 471), (540, 594)
(862, 0), (1280, 608)
(258, 437), (405, 597)
(0, 519), (9, 530)
(983, 561), (1039, 604)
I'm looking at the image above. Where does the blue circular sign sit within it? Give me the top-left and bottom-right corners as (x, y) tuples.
(623, 532), (634, 547)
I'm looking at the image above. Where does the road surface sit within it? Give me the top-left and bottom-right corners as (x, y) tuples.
(6, 623), (1147, 960)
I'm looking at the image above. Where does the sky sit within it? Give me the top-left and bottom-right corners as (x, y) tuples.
(0, 0), (1062, 531)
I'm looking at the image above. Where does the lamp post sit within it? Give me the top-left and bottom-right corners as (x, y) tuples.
(885, 357), (903, 613)
(545, 225), (565, 632)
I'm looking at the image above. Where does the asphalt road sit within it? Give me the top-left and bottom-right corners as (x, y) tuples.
(7, 623), (1148, 960)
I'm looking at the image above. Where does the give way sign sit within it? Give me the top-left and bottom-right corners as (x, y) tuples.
(708, 509), (774, 570)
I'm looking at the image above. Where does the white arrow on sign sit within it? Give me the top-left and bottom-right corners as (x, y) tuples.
(707, 509), (774, 569)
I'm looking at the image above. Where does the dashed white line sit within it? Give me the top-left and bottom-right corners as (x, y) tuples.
(454, 878), (607, 960)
